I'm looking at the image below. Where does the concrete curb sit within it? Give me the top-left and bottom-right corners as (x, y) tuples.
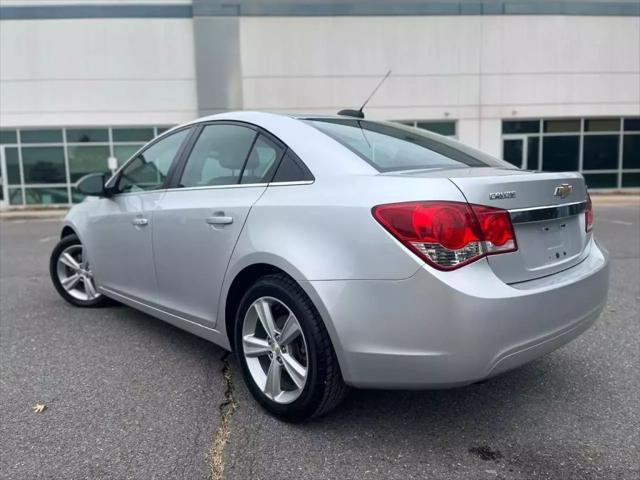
(591, 194), (640, 206)
(0, 210), (68, 221)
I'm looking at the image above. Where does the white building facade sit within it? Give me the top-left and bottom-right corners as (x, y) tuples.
(1, 0), (639, 207)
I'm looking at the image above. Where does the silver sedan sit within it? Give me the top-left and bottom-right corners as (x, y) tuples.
(50, 112), (610, 421)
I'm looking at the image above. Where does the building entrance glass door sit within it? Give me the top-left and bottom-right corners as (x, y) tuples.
(502, 137), (526, 169)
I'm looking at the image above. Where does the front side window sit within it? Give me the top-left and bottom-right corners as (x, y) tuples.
(307, 119), (504, 172)
(179, 124), (257, 188)
(117, 128), (190, 193)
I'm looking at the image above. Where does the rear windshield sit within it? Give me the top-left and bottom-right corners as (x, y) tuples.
(306, 118), (506, 172)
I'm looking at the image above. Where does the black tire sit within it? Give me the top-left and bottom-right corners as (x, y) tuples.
(234, 273), (348, 421)
(49, 234), (111, 308)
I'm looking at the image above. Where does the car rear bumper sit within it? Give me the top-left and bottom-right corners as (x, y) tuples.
(305, 238), (609, 388)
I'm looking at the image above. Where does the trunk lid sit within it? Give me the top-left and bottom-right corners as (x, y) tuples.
(396, 167), (591, 283)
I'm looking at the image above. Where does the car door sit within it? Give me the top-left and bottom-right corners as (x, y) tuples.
(152, 122), (285, 327)
(87, 127), (192, 303)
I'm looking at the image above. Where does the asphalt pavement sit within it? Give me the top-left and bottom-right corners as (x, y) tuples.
(1, 203), (639, 480)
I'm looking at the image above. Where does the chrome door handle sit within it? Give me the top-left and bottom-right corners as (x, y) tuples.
(132, 217), (149, 226)
(206, 215), (233, 225)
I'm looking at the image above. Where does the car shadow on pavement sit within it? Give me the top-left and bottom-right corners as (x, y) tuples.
(298, 355), (607, 476)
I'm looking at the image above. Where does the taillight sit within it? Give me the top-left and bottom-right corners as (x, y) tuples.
(585, 193), (594, 233)
(372, 201), (517, 270)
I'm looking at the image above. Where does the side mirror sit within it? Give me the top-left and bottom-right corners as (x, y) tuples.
(76, 173), (108, 197)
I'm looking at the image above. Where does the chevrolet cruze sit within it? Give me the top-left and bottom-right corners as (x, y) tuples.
(50, 111), (610, 421)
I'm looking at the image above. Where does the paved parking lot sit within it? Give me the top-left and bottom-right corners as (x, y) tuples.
(1, 202), (638, 480)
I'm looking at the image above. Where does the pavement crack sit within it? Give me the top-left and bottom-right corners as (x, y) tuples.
(208, 351), (238, 480)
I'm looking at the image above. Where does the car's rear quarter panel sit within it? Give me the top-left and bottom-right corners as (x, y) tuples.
(228, 175), (468, 281)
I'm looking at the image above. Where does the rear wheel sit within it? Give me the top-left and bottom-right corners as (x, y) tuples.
(49, 234), (109, 307)
(234, 274), (347, 421)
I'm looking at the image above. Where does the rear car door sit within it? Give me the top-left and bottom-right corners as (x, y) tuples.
(152, 122), (286, 327)
(87, 128), (191, 303)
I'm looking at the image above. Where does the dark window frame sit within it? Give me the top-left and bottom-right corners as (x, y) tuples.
(107, 126), (194, 194)
(166, 120), (314, 190)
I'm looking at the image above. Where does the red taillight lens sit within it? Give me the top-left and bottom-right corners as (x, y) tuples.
(585, 193), (594, 233)
(372, 201), (517, 270)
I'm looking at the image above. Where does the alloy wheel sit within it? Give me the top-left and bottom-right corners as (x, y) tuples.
(242, 296), (308, 404)
(56, 244), (101, 301)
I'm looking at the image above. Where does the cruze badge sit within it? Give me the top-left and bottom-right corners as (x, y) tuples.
(489, 191), (516, 200)
(554, 184), (573, 199)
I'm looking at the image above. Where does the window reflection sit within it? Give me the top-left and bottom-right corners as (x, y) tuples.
(21, 147), (66, 183)
(68, 145), (110, 182)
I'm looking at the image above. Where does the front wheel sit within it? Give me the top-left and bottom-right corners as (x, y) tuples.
(49, 234), (110, 308)
(234, 274), (347, 421)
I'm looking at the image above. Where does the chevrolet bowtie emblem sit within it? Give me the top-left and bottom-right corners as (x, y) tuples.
(554, 184), (573, 199)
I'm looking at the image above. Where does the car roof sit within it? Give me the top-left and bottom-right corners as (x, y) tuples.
(191, 111), (352, 123)
(176, 111), (376, 177)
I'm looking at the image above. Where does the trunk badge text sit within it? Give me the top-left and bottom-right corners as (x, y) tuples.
(554, 184), (573, 199)
(489, 191), (517, 200)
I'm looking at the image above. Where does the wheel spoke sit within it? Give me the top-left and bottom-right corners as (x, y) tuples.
(79, 247), (87, 269)
(254, 299), (277, 338)
(242, 335), (271, 357)
(281, 353), (307, 390)
(84, 276), (97, 299)
(263, 358), (282, 399)
(60, 252), (81, 272)
(278, 314), (301, 346)
(61, 273), (81, 291)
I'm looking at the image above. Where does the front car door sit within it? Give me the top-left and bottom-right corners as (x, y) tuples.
(87, 128), (191, 303)
(152, 122), (285, 327)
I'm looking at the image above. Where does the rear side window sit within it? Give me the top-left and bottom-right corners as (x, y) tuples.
(307, 119), (503, 172)
(272, 151), (313, 183)
(240, 134), (285, 184)
(179, 124), (256, 188)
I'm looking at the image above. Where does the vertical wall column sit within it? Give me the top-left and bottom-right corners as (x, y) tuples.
(193, 16), (243, 115)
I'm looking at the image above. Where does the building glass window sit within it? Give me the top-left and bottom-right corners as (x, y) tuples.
(623, 135), (640, 169)
(0, 130), (17, 144)
(503, 139), (523, 167)
(542, 136), (579, 171)
(583, 135), (619, 170)
(502, 117), (639, 189)
(5, 147), (21, 184)
(68, 145), (110, 182)
(113, 128), (155, 142)
(622, 173), (640, 187)
(25, 187), (70, 205)
(393, 120), (457, 138)
(527, 137), (539, 170)
(502, 120), (540, 135)
(544, 120), (580, 133)
(8, 188), (23, 205)
(20, 129), (63, 144)
(585, 118), (620, 132)
(66, 128), (109, 143)
(21, 147), (66, 183)
(0, 125), (171, 207)
(415, 121), (456, 136)
(623, 118), (640, 132)
(583, 173), (618, 189)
